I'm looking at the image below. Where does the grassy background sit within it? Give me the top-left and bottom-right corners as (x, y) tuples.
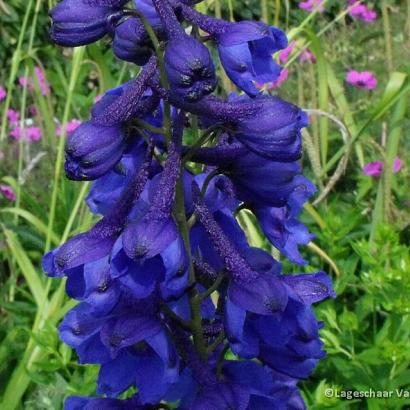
(0, 0), (409, 409)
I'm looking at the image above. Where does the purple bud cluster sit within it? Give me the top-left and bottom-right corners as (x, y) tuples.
(44, 1), (335, 409)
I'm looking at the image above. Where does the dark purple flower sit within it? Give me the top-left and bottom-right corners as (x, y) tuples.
(164, 36), (217, 102)
(234, 96), (308, 160)
(64, 120), (126, 181)
(216, 21), (288, 96)
(134, 0), (162, 28)
(59, 297), (179, 403)
(64, 394), (151, 410)
(50, 0), (128, 46)
(254, 176), (316, 264)
(43, 143), (153, 277)
(152, 0), (217, 101)
(225, 268), (335, 378)
(113, 18), (153, 65)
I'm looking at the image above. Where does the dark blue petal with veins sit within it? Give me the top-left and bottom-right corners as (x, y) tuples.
(134, 331), (179, 403)
(165, 36), (217, 102)
(100, 312), (162, 358)
(59, 304), (104, 349)
(65, 120), (126, 181)
(256, 297), (326, 379)
(224, 299), (259, 358)
(97, 331), (179, 402)
(86, 139), (149, 215)
(76, 333), (112, 364)
(224, 361), (306, 410)
(134, 0), (162, 28)
(64, 394), (148, 410)
(97, 349), (140, 397)
(255, 203), (315, 265)
(65, 257), (121, 315)
(189, 383), (250, 410)
(43, 144), (152, 277)
(225, 151), (304, 207)
(116, 253), (164, 298)
(228, 272), (288, 315)
(123, 217), (179, 260)
(235, 96), (308, 160)
(50, 0), (128, 47)
(159, 236), (189, 299)
(217, 21), (287, 95)
(113, 18), (153, 65)
(243, 246), (282, 276)
(283, 271), (336, 305)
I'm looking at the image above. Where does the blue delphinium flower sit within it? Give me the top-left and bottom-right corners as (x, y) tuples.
(50, 0), (128, 46)
(45, 1), (335, 408)
(113, 18), (154, 65)
(152, 0), (217, 101)
(174, 3), (288, 96)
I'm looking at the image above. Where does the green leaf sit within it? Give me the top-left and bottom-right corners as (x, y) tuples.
(2, 225), (46, 307)
(1, 208), (60, 245)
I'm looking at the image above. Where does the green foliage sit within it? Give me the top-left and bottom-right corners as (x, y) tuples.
(303, 223), (410, 409)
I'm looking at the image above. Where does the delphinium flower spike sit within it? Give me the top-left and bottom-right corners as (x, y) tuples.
(44, 1), (335, 408)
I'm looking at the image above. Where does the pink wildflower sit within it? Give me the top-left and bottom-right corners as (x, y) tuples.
(0, 185), (16, 202)
(257, 69), (289, 90)
(56, 119), (82, 136)
(268, 68), (289, 89)
(393, 157), (403, 173)
(9, 126), (42, 142)
(348, 1), (377, 22)
(299, 0), (325, 13)
(363, 161), (383, 177)
(34, 66), (50, 96)
(26, 126), (42, 142)
(10, 127), (22, 140)
(19, 76), (34, 90)
(363, 157), (403, 177)
(279, 41), (296, 63)
(0, 86), (6, 101)
(299, 48), (317, 63)
(346, 70), (377, 90)
(7, 109), (20, 125)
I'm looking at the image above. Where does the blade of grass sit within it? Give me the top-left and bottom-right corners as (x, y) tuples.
(1, 208), (60, 245)
(0, 0), (34, 141)
(324, 73), (409, 173)
(2, 226), (46, 307)
(370, 96), (407, 244)
(45, 46), (86, 252)
(306, 30), (329, 168)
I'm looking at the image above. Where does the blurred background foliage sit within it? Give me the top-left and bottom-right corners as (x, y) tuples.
(0, 0), (410, 409)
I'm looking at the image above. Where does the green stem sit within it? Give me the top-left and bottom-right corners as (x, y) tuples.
(261, 0), (269, 24)
(207, 331), (225, 353)
(0, 0), (34, 141)
(174, 179), (207, 360)
(183, 125), (223, 164)
(274, 0), (280, 27)
(45, 46), (85, 252)
(382, 1), (393, 73)
(196, 273), (225, 301)
(383, 98), (406, 219)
